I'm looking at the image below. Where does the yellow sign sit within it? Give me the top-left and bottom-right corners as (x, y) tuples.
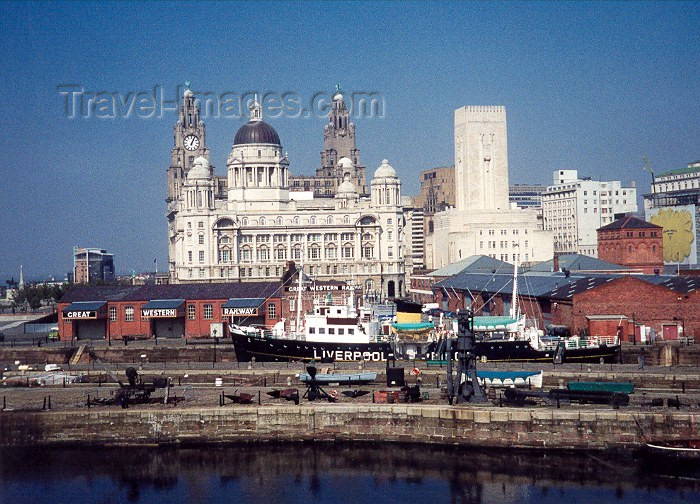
(650, 208), (695, 263)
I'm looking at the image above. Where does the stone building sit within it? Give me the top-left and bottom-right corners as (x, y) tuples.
(414, 166), (456, 214)
(289, 89), (368, 197)
(167, 94), (406, 299)
(597, 215), (663, 274)
(542, 170), (638, 257)
(430, 106), (553, 268)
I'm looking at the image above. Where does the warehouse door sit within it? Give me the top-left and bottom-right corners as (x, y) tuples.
(663, 325), (679, 341)
(75, 319), (106, 340)
(153, 318), (185, 338)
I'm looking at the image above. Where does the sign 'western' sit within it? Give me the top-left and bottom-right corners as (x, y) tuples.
(142, 308), (178, 318)
(223, 307), (258, 316)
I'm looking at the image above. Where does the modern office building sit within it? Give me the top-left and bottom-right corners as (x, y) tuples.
(73, 247), (115, 284)
(542, 170), (638, 257)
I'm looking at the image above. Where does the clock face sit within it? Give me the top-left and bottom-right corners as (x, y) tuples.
(184, 135), (200, 151)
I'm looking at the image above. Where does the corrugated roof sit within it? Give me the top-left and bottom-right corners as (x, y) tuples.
(222, 298), (266, 308)
(529, 254), (625, 272)
(428, 255), (515, 277)
(59, 282), (282, 303)
(62, 301), (106, 312)
(141, 299), (185, 310)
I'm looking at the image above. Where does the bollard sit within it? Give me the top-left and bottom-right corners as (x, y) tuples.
(178, 376), (181, 386)
(682, 382), (686, 394)
(63, 377), (66, 388)
(258, 391), (261, 405)
(264, 376), (267, 387)
(43, 397), (47, 410)
(48, 395), (51, 410)
(2, 396), (5, 410)
(499, 392), (502, 407)
(87, 395), (91, 408)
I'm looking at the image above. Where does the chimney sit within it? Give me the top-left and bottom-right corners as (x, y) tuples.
(553, 254), (560, 273)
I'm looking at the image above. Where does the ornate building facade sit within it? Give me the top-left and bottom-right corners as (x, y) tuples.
(167, 93), (406, 298)
(289, 89), (368, 197)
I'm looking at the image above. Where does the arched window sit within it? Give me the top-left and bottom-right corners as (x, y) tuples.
(293, 216), (300, 225)
(240, 246), (252, 262)
(257, 246), (269, 262)
(310, 216), (317, 225)
(325, 244), (337, 260)
(326, 215), (333, 225)
(343, 215), (350, 224)
(309, 244), (321, 260)
(275, 246), (287, 261)
(215, 218), (234, 229)
(242, 217), (249, 226)
(276, 216), (283, 226)
(259, 216), (266, 226)
(292, 245), (302, 260)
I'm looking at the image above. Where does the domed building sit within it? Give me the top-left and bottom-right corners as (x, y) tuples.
(167, 91), (406, 300)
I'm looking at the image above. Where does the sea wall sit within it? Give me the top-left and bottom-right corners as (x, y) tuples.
(1, 405), (698, 450)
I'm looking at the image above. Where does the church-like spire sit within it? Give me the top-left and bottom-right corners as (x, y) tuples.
(250, 94), (263, 122)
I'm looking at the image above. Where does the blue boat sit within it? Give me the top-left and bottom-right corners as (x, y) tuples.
(297, 372), (377, 385)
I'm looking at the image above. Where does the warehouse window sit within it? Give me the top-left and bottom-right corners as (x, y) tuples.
(125, 306), (134, 322)
(204, 304), (213, 320)
(188, 304), (196, 320)
(268, 303), (276, 319)
(109, 306), (116, 322)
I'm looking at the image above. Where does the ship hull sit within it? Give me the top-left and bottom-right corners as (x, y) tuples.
(232, 332), (620, 364)
(232, 333), (394, 362)
(476, 340), (621, 364)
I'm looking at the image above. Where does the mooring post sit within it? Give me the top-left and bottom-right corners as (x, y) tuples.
(43, 397), (46, 410)
(2, 396), (5, 410)
(87, 394), (90, 408)
(48, 395), (51, 410)
(258, 391), (261, 405)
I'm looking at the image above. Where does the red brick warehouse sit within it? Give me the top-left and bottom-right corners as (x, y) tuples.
(58, 282), (282, 341)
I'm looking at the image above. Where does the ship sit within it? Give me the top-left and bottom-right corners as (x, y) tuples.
(230, 297), (394, 362)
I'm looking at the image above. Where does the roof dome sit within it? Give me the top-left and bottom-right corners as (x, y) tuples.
(337, 174), (355, 195)
(373, 159), (397, 179)
(337, 157), (354, 169)
(184, 88), (194, 98)
(333, 92), (343, 101)
(233, 120), (281, 146)
(187, 156), (211, 180)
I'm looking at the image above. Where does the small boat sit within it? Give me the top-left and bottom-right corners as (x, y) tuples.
(297, 372), (377, 385)
(645, 440), (700, 459)
(476, 370), (543, 388)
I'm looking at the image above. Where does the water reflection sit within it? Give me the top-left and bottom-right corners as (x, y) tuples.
(1, 443), (698, 503)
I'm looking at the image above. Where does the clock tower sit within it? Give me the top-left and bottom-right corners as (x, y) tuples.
(167, 87), (210, 206)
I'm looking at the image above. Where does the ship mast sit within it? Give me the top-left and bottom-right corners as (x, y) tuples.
(296, 263), (303, 334)
(510, 245), (519, 319)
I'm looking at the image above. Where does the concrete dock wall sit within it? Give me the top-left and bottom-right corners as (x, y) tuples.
(1, 405), (698, 450)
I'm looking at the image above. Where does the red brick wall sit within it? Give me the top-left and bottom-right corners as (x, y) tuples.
(58, 297), (282, 341)
(573, 276), (700, 342)
(597, 228), (663, 274)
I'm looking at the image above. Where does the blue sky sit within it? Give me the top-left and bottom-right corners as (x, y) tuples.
(0, 1), (698, 280)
